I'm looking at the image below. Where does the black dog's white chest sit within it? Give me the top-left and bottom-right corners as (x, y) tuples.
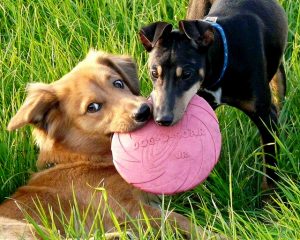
(198, 87), (222, 109)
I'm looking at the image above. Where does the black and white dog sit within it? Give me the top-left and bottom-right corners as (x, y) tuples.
(139, 0), (288, 188)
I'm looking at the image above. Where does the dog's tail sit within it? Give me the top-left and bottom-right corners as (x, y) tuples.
(270, 62), (286, 113)
(186, 0), (215, 20)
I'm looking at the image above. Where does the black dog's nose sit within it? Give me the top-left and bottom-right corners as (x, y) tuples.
(155, 115), (173, 126)
(133, 103), (151, 122)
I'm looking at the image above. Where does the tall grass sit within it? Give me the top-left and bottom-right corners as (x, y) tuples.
(0, 0), (299, 239)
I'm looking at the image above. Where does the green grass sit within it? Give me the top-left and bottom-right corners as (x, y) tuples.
(0, 0), (299, 239)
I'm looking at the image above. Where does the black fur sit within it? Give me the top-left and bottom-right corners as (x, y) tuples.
(140, 0), (288, 188)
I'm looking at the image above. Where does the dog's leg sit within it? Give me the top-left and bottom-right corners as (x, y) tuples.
(186, 0), (215, 20)
(102, 232), (134, 240)
(270, 63), (287, 113)
(244, 103), (279, 190)
(248, 64), (286, 190)
(0, 217), (39, 240)
(139, 205), (192, 238)
(141, 205), (224, 239)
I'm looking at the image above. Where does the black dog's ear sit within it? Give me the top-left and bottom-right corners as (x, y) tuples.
(139, 22), (173, 52)
(179, 20), (214, 47)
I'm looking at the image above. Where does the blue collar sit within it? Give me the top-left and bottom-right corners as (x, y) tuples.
(202, 17), (228, 88)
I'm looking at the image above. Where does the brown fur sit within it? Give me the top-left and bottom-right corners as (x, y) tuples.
(270, 64), (286, 113)
(0, 50), (218, 239)
(0, 217), (39, 239)
(186, 0), (216, 20)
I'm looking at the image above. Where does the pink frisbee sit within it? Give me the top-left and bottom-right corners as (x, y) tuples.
(111, 95), (221, 195)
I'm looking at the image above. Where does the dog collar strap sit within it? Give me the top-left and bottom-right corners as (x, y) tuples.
(203, 18), (228, 88)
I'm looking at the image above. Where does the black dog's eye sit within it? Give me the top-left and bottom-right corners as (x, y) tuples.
(87, 103), (102, 113)
(113, 79), (124, 89)
(151, 69), (159, 79)
(182, 70), (193, 80)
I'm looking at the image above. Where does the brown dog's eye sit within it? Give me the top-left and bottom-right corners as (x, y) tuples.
(87, 103), (102, 113)
(151, 69), (159, 79)
(113, 79), (124, 89)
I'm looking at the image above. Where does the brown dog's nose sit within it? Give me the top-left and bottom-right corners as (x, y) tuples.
(155, 114), (173, 126)
(133, 103), (151, 122)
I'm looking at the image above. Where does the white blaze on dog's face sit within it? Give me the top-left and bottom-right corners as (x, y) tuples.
(140, 22), (213, 126)
(7, 50), (151, 155)
(147, 42), (206, 126)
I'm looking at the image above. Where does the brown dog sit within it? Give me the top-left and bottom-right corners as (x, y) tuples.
(0, 50), (206, 239)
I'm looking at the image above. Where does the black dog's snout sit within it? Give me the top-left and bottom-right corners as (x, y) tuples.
(133, 103), (151, 122)
(155, 115), (173, 126)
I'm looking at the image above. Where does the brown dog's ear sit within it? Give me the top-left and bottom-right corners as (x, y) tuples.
(139, 22), (173, 52)
(7, 83), (58, 131)
(179, 20), (214, 47)
(99, 55), (140, 95)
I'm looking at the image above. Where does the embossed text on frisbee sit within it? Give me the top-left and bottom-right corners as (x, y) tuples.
(133, 128), (205, 150)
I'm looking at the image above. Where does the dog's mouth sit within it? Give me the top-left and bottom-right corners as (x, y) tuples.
(115, 120), (149, 133)
(152, 104), (181, 127)
(108, 102), (152, 134)
(150, 92), (177, 127)
(110, 115), (151, 134)
(151, 91), (195, 127)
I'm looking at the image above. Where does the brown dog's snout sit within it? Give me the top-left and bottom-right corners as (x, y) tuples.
(132, 103), (151, 122)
